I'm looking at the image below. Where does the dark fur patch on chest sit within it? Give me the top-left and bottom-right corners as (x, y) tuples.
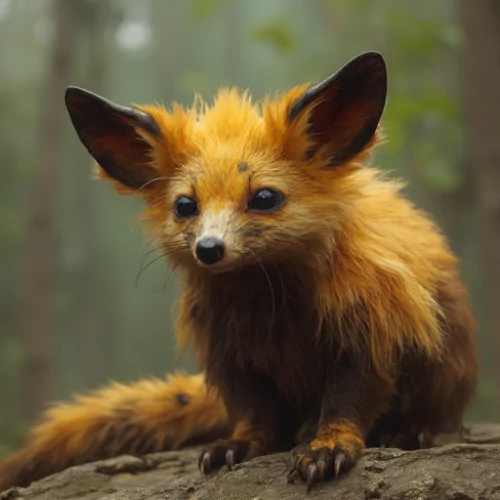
(189, 267), (322, 401)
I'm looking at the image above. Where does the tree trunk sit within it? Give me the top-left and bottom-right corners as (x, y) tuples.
(18, 0), (79, 422)
(459, 0), (500, 416)
(67, 1), (109, 393)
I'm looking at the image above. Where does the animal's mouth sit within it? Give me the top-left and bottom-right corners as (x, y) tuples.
(194, 258), (237, 274)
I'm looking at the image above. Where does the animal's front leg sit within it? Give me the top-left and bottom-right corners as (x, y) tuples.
(198, 420), (274, 474)
(199, 371), (281, 474)
(288, 353), (394, 491)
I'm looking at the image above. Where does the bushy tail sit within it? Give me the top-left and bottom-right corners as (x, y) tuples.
(0, 373), (229, 492)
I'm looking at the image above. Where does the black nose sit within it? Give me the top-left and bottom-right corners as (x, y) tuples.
(195, 237), (225, 265)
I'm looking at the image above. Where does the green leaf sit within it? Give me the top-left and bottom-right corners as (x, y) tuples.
(421, 158), (462, 193)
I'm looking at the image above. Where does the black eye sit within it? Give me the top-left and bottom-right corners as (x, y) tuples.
(248, 188), (285, 212)
(174, 196), (198, 219)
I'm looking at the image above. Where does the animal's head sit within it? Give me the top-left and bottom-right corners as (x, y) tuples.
(65, 52), (387, 274)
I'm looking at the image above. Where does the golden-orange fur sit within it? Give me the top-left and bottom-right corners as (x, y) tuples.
(0, 374), (228, 491)
(0, 53), (477, 492)
(310, 420), (365, 453)
(117, 88), (451, 381)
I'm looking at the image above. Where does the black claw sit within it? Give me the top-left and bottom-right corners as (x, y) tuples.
(334, 451), (346, 477)
(226, 449), (235, 470)
(316, 459), (326, 477)
(287, 462), (299, 484)
(288, 444), (356, 491)
(289, 455), (300, 472)
(201, 452), (211, 475)
(306, 463), (319, 493)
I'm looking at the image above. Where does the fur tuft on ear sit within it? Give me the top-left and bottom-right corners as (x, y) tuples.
(65, 87), (161, 190)
(289, 52), (387, 166)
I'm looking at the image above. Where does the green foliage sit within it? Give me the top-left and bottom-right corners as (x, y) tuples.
(250, 17), (298, 55)
(191, 0), (233, 22)
(421, 156), (462, 193)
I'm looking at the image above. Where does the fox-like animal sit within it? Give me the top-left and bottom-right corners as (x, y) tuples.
(0, 52), (477, 492)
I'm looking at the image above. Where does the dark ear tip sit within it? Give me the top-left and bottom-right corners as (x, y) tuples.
(356, 51), (385, 62)
(65, 86), (77, 106)
(65, 86), (117, 110)
(351, 51), (387, 74)
(65, 86), (83, 100)
(65, 86), (93, 111)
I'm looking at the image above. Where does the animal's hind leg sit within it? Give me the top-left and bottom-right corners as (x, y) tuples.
(366, 277), (478, 453)
(405, 278), (477, 444)
(365, 407), (423, 451)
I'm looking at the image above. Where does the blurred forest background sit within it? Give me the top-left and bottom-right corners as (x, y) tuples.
(0, 0), (499, 458)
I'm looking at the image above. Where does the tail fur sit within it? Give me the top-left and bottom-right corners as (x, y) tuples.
(0, 373), (229, 492)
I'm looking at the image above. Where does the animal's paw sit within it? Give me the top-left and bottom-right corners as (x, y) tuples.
(198, 439), (262, 474)
(287, 441), (359, 492)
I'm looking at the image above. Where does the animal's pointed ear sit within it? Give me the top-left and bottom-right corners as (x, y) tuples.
(65, 86), (162, 190)
(289, 52), (387, 166)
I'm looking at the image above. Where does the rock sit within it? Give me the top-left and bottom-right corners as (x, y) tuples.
(2, 424), (500, 500)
